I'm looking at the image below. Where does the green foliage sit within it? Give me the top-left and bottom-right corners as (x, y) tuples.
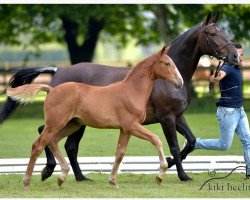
(0, 5), (149, 48)
(203, 5), (250, 42)
(0, 5), (249, 49)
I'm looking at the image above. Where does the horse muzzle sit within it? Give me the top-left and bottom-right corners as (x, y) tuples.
(227, 52), (240, 65)
(174, 77), (184, 89)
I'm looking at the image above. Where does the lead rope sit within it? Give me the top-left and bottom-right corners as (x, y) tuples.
(209, 61), (239, 100)
(209, 60), (224, 93)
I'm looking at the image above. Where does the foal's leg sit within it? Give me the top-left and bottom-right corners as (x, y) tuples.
(109, 130), (131, 188)
(49, 121), (82, 186)
(48, 142), (70, 187)
(40, 124), (89, 182)
(23, 120), (79, 189)
(38, 125), (57, 181)
(129, 123), (168, 184)
(23, 128), (55, 190)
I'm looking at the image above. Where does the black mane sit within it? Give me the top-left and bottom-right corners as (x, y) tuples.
(169, 23), (202, 46)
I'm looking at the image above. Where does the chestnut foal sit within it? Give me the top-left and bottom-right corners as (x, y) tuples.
(7, 46), (183, 190)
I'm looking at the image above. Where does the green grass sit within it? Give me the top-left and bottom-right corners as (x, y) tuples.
(0, 113), (245, 158)
(0, 173), (249, 198)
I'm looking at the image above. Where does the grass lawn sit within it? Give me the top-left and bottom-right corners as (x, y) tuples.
(0, 173), (249, 198)
(0, 114), (244, 158)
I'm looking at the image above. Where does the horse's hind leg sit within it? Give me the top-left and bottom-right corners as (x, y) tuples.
(48, 142), (70, 187)
(40, 124), (88, 182)
(64, 125), (90, 181)
(160, 116), (192, 181)
(23, 137), (44, 190)
(109, 129), (131, 188)
(23, 127), (57, 190)
(48, 121), (82, 186)
(166, 116), (196, 170)
(38, 125), (57, 181)
(128, 123), (168, 184)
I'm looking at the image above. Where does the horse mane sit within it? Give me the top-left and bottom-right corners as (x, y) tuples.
(106, 53), (157, 87)
(122, 51), (159, 82)
(170, 22), (202, 46)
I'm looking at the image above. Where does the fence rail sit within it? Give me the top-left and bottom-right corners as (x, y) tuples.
(0, 156), (245, 175)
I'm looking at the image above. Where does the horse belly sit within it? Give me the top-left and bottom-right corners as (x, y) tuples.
(76, 100), (121, 129)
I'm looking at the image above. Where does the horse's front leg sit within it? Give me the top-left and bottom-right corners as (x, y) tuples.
(64, 125), (91, 181)
(128, 123), (168, 184)
(166, 115), (196, 169)
(159, 115), (192, 181)
(38, 125), (57, 181)
(109, 130), (131, 188)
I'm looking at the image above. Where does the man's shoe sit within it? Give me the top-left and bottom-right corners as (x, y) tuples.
(246, 166), (250, 179)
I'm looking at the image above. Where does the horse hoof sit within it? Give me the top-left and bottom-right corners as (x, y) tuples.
(156, 176), (163, 185)
(23, 180), (30, 191)
(166, 157), (174, 168)
(109, 180), (119, 188)
(76, 176), (93, 182)
(41, 166), (54, 181)
(23, 185), (30, 191)
(179, 175), (193, 181)
(57, 177), (64, 187)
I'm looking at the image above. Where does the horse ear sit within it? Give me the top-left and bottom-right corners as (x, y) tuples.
(160, 45), (170, 55)
(164, 45), (170, 54)
(210, 12), (220, 24)
(160, 45), (166, 55)
(204, 12), (212, 25)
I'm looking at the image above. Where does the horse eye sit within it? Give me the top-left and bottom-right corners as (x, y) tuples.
(164, 63), (170, 66)
(211, 32), (216, 36)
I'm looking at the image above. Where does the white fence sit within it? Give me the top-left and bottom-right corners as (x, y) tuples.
(0, 156), (246, 175)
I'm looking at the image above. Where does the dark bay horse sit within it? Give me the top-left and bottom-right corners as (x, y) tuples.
(0, 12), (239, 182)
(7, 46), (183, 189)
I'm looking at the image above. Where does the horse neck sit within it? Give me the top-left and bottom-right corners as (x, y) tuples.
(170, 27), (203, 84)
(122, 54), (156, 102)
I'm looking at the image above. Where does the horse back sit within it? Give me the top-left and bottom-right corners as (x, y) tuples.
(50, 63), (129, 87)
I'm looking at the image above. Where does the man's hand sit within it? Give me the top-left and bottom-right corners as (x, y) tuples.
(210, 75), (215, 83)
(210, 71), (227, 82)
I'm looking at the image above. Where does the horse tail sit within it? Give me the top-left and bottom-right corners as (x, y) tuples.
(7, 84), (52, 105)
(0, 66), (57, 124)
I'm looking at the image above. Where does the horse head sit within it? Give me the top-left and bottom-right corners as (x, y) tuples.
(155, 45), (183, 88)
(198, 12), (239, 65)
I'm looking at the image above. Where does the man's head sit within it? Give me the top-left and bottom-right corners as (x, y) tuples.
(234, 43), (244, 65)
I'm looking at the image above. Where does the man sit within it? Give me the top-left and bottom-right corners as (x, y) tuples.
(195, 44), (250, 178)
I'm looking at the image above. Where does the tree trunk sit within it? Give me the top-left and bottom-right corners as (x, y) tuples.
(151, 5), (172, 44)
(61, 16), (104, 64)
(152, 5), (198, 98)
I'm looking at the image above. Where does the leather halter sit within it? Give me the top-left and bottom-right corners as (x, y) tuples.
(202, 24), (232, 61)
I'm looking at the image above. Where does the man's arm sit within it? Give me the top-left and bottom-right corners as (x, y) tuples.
(210, 71), (227, 83)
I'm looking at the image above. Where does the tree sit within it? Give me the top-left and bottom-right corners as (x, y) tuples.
(145, 4), (250, 44)
(0, 4), (249, 65)
(0, 5), (151, 64)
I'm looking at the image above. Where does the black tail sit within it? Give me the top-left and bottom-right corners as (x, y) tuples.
(0, 66), (57, 124)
